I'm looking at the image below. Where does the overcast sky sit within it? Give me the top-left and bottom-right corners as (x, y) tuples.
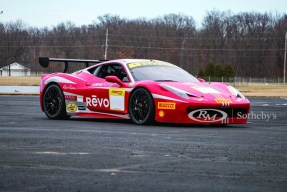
(0, 0), (286, 28)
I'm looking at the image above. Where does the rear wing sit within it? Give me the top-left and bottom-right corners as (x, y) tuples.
(39, 57), (109, 73)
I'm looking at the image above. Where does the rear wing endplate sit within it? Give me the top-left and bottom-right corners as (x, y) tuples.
(39, 57), (109, 73)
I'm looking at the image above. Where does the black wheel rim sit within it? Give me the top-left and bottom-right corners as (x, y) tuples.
(130, 90), (150, 122)
(44, 87), (63, 116)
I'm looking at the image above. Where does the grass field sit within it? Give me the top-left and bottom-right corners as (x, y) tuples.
(0, 76), (41, 86)
(235, 83), (287, 97)
(1, 76), (287, 97)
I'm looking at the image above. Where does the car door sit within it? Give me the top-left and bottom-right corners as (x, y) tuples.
(85, 63), (130, 114)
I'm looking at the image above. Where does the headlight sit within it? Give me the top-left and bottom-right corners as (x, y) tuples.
(160, 84), (189, 99)
(228, 86), (245, 99)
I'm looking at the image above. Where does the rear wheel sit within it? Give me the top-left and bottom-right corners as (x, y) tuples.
(43, 84), (69, 120)
(129, 88), (155, 125)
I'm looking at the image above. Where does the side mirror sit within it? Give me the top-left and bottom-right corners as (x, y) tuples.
(105, 76), (125, 87)
(198, 78), (205, 83)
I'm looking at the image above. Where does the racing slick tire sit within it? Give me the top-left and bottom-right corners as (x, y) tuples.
(43, 84), (70, 120)
(129, 88), (155, 125)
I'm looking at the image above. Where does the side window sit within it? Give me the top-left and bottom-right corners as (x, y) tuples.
(97, 65), (110, 78)
(87, 65), (100, 75)
(96, 64), (129, 82)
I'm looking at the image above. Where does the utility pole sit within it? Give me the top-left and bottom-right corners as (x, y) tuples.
(180, 37), (186, 68)
(7, 57), (13, 77)
(8, 64), (11, 76)
(284, 32), (287, 84)
(104, 29), (108, 59)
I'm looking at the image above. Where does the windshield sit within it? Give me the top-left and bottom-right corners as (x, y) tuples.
(128, 62), (199, 82)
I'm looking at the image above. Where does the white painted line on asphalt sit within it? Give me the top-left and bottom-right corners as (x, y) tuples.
(259, 104), (269, 106)
(34, 151), (90, 155)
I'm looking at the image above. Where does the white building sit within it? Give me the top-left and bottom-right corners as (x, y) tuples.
(0, 62), (31, 76)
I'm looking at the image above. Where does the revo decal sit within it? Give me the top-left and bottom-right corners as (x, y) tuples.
(188, 109), (227, 123)
(86, 95), (109, 108)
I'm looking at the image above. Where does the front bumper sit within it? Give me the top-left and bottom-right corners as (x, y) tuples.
(154, 100), (250, 124)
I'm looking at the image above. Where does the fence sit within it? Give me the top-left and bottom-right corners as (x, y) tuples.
(6, 72), (284, 85)
(233, 77), (285, 86)
(199, 76), (286, 86)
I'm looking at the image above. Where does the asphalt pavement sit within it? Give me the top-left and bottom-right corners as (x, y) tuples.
(0, 95), (286, 192)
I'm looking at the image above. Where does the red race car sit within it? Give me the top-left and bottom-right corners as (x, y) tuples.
(39, 57), (250, 125)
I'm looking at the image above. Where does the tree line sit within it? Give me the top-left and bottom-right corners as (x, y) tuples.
(0, 11), (286, 78)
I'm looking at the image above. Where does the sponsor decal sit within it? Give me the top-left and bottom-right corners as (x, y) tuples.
(109, 88), (125, 96)
(128, 61), (175, 69)
(192, 86), (220, 94)
(158, 110), (165, 117)
(65, 95), (77, 101)
(215, 98), (232, 104)
(66, 102), (77, 112)
(65, 95), (84, 102)
(188, 109), (228, 123)
(77, 96), (83, 102)
(128, 63), (142, 68)
(77, 105), (86, 110)
(214, 97), (232, 107)
(109, 88), (125, 111)
(158, 102), (176, 109)
(86, 95), (110, 108)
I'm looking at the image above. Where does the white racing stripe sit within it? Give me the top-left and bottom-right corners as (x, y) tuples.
(69, 108), (130, 119)
(63, 92), (82, 97)
(44, 76), (76, 85)
(152, 93), (188, 103)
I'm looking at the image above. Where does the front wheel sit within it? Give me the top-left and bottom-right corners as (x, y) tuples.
(43, 84), (70, 120)
(129, 88), (155, 125)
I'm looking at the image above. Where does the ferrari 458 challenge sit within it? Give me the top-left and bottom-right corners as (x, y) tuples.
(39, 57), (250, 125)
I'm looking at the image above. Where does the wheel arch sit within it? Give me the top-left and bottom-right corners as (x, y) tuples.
(128, 86), (154, 104)
(41, 82), (62, 110)
(41, 82), (70, 120)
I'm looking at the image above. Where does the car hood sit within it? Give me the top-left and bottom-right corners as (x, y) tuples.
(157, 81), (244, 100)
